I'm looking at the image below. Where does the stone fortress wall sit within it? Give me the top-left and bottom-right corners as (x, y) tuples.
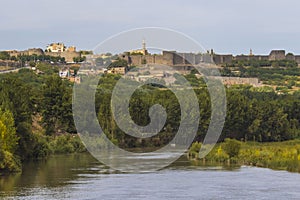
(122, 51), (213, 68)
(122, 49), (300, 67)
(45, 51), (80, 63)
(7, 48), (44, 57)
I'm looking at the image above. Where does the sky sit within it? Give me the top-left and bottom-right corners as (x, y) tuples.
(1, 0), (300, 55)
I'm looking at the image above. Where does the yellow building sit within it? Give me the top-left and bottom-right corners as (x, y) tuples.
(46, 43), (66, 52)
(107, 66), (127, 75)
(130, 39), (148, 55)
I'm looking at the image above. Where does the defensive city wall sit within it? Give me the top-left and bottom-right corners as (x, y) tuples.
(122, 49), (300, 67)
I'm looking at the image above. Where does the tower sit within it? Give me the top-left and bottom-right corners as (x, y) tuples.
(142, 39), (146, 51)
(250, 49), (253, 56)
(142, 39), (148, 55)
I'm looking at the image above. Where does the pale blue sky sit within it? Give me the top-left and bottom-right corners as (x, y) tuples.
(1, 0), (300, 55)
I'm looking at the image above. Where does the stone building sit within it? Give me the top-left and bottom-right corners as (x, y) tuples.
(5, 50), (19, 57)
(6, 48), (44, 57)
(295, 56), (300, 64)
(46, 43), (66, 53)
(59, 67), (80, 83)
(286, 53), (295, 61)
(107, 66), (127, 75)
(66, 46), (76, 52)
(269, 50), (286, 61)
(45, 51), (80, 63)
(25, 48), (44, 56)
(213, 54), (233, 64)
(217, 77), (260, 86)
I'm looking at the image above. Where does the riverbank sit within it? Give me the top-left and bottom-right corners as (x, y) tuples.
(0, 134), (86, 174)
(188, 139), (300, 173)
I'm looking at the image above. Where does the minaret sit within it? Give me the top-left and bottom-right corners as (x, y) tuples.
(142, 39), (146, 50)
(142, 39), (147, 55)
(250, 49), (253, 56)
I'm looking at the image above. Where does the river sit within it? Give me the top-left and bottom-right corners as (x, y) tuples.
(1, 153), (300, 200)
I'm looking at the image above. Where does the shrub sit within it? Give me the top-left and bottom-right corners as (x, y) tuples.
(49, 134), (86, 154)
(222, 139), (241, 159)
(32, 134), (51, 159)
(188, 142), (202, 159)
(0, 150), (21, 173)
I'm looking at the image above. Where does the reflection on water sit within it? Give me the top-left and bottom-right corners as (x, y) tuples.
(0, 154), (103, 193)
(1, 152), (300, 200)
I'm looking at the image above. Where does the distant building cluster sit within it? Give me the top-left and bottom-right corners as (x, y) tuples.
(2, 40), (299, 88)
(5, 43), (80, 63)
(46, 43), (66, 53)
(59, 67), (81, 83)
(105, 66), (127, 75)
(46, 43), (76, 53)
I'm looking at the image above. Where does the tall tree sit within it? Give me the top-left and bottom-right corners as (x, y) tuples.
(42, 75), (73, 135)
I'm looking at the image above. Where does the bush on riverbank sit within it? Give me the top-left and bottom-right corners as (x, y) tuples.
(23, 133), (87, 160)
(0, 109), (21, 174)
(0, 150), (21, 173)
(0, 133), (87, 174)
(48, 134), (86, 154)
(223, 139), (241, 159)
(188, 140), (300, 172)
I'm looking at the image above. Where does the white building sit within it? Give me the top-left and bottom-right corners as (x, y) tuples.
(46, 43), (66, 53)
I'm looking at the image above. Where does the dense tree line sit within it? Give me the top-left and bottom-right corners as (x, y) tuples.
(95, 74), (300, 148)
(0, 64), (77, 172)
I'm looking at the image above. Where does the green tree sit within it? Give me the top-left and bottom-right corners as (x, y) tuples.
(0, 109), (18, 153)
(42, 75), (73, 135)
(108, 58), (128, 68)
(29, 61), (36, 67)
(223, 138), (241, 159)
(0, 75), (35, 160)
(73, 56), (86, 63)
(0, 51), (10, 60)
(0, 109), (20, 172)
